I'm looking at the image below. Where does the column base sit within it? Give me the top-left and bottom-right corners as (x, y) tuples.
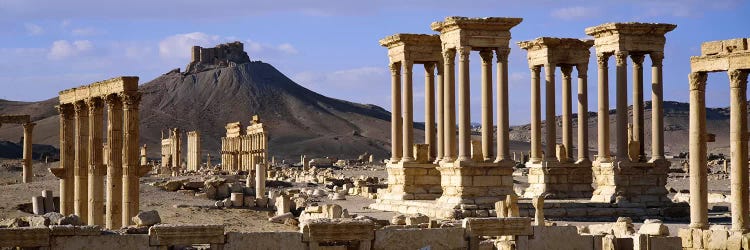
(523, 160), (593, 199)
(435, 161), (514, 209)
(591, 160), (670, 205)
(380, 161), (442, 201)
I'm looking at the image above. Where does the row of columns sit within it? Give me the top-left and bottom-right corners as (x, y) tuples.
(594, 51), (665, 162)
(55, 92), (142, 229)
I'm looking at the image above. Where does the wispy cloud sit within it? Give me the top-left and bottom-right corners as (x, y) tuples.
(550, 6), (600, 20)
(47, 40), (93, 60)
(24, 23), (43, 35)
(71, 27), (98, 36)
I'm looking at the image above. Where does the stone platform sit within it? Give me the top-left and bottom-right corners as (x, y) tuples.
(523, 160), (593, 199)
(591, 160), (670, 204)
(369, 198), (689, 220)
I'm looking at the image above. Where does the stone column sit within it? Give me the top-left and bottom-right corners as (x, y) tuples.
(614, 51), (629, 160)
(631, 53), (645, 160)
(544, 63), (557, 161)
(561, 65), (573, 162)
(121, 93), (141, 226)
(57, 104), (75, 215)
(688, 72), (708, 229)
(22, 122), (35, 183)
(73, 101), (89, 223)
(443, 49), (457, 162)
(255, 162), (266, 199)
(650, 52), (666, 162)
(435, 61), (445, 163)
(530, 66), (542, 162)
(105, 95), (123, 229)
(479, 49), (494, 161)
(576, 64), (589, 162)
(425, 63), (436, 161)
(457, 46), (471, 162)
(495, 48), (511, 163)
(402, 60), (415, 162)
(389, 62), (402, 163)
(596, 53), (611, 161)
(729, 69), (749, 231)
(87, 98), (104, 226)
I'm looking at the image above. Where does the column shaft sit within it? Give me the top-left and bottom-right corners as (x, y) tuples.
(480, 49), (493, 161)
(58, 105), (75, 215)
(576, 64), (590, 161)
(402, 61), (415, 162)
(425, 63), (436, 160)
(106, 95), (123, 229)
(729, 69), (749, 231)
(650, 52), (666, 161)
(631, 54), (645, 160)
(596, 53), (611, 161)
(389, 63), (402, 162)
(121, 93), (141, 226)
(495, 48), (510, 162)
(544, 63), (557, 161)
(87, 98), (104, 226)
(688, 72), (708, 229)
(457, 46), (471, 162)
(530, 66), (542, 162)
(73, 101), (89, 223)
(561, 65), (573, 161)
(443, 50), (457, 162)
(615, 51), (628, 160)
(22, 123), (35, 183)
(435, 61), (445, 163)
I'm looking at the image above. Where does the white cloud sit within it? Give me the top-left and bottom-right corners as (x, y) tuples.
(245, 39), (299, 56)
(550, 6), (600, 20)
(47, 40), (93, 60)
(291, 66), (389, 107)
(24, 23), (43, 35)
(71, 27), (98, 36)
(277, 43), (298, 55)
(158, 32), (223, 60)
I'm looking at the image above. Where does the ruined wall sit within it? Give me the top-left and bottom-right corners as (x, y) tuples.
(185, 41), (251, 73)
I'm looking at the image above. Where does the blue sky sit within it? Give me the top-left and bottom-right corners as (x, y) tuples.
(0, 0), (747, 125)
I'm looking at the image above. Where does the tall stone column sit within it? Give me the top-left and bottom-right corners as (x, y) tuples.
(576, 64), (590, 162)
(73, 101), (89, 223)
(105, 95), (123, 229)
(457, 46), (471, 162)
(389, 62), (402, 163)
(87, 98), (105, 226)
(544, 63), (557, 161)
(57, 105), (75, 215)
(530, 66), (542, 162)
(614, 51), (629, 160)
(495, 48), (511, 163)
(596, 53), (611, 161)
(121, 93), (141, 226)
(402, 60), (415, 162)
(443, 49), (457, 162)
(435, 61), (445, 163)
(561, 65), (573, 161)
(22, 122), (35, 183)
(729, 69), (749, 232)
(479, 49), (494, 161)
(688, 72), (708, 229)
(650, 52), (666, 162)
(255, 162), (266, 199)
(631, 53), (645, 160)
(425, 63), (436, 161)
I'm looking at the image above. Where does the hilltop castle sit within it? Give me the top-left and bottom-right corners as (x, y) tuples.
(184, 41), (251, 73)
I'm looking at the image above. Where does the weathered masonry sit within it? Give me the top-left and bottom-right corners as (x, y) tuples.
(160, 128), (182, 173)
(221, 115), (268, 172)
(0, 114), (35, 183)
(187, 130), (201, 171)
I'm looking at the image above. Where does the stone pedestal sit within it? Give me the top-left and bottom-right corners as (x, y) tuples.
(591, 160), (670, 205)
(380, 161), (441, 201)
(523, 161), (593, 199)
(435, 161), (514, 209)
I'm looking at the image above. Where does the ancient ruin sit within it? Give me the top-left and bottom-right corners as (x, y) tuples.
(585, 22), (675, 204)
(517, 37), (593, 198)
(0, 115), (34, 183)
(184, 41), (250, 73)
(220, 115), (267, 172)
(187, 130), (201, 171)
(50, 76), (151, 229)
(160, 128), (182, 174)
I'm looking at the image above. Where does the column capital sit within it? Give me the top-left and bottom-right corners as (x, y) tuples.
(576, 64), (588, 78)
(614, 51), (628, 66)
(457, 46), (471, 61)
(121, 92), (142, 108)
(495, 47), (510, 62)
(689, 72), (707, 91)
(596, 52), (611, 67)
(424, 62), (436, 73)
(56, 104), (75, 118)
(729, 69), (749, 89)
(73, 101), (88, 115)
(530, 65), (541, 74)
(389, 62), (401, 75)
(22, 122), (36, 130)
(105, 94), (122, 108)
(560, 65), (573, 79)
(479, 49), (493, 64)
(402, 60), (414, 71)
(86, 97), (104, 113)
(544, 63), (556, 76)
(630, 53), (645, 65)
(442, 49), (456, 62)
(650, 51), (664, 67)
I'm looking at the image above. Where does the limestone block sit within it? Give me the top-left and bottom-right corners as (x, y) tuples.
(243, 197), (256, 207)
(390, 215), (406, 225)
(677, 228), (693, 248)
(556, 144), (568, 162)
(405, 214), (429, 225)
(32, 196), (44, 215)
(275, 195), (291, 216)
(637, 223), (668, 236)
(648, 236), (682, 250)
(50, 234), (150, 250)
(526, 226), (596, 250)
(0, 227), (50, 248)
(230, 193), (244, 207)
(224, 232), (305, 250)
(532, 196), (544, 226)
(373, 227), (466, 250)
(41, 190), (55, 213)
(132, 210), (161, 227)
(413, 144), (430, 163)
(627, 140), (640, 162)
(705, 229), (728, 250)
(471, 140), (483, 161)
(148, 224), (225, 246)
(269, 212), (294, 223)
(461, 217), (532, 237)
